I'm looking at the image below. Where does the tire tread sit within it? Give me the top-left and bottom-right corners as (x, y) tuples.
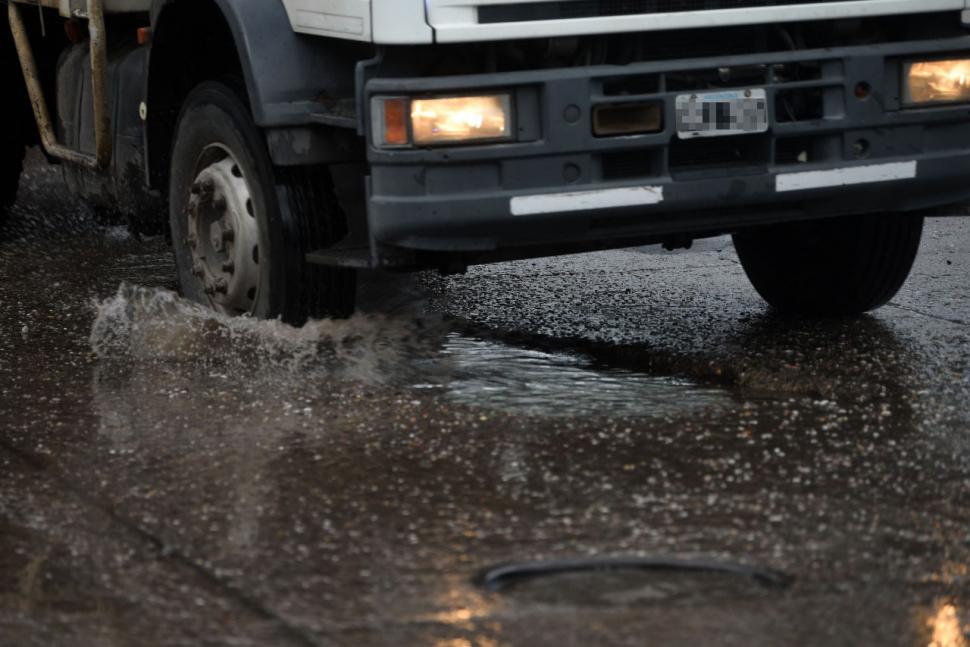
(732, 213), (923, 316)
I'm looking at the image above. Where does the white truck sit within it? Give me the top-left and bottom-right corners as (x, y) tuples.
(2, 0), (969, 321)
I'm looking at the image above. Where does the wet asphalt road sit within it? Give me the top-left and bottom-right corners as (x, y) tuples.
(0, 152), (968, 646)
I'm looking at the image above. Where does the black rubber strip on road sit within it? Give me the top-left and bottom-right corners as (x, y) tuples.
(476, 556), (795, 592)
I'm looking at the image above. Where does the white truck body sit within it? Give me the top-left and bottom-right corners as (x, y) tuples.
(282, 0), (970, 44)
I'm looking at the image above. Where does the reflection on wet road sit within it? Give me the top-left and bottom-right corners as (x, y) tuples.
(436, 336), (730, 418)
(0, 154), (968, 646)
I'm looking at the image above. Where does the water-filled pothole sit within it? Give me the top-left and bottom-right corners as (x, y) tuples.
(91, 284), (731, 419)
(428, 335), (730, 418)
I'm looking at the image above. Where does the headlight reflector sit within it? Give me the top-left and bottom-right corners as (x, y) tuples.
(411, 95), (512, 145)
(372, 94), (513, 147)
(904, 58), (970, 106)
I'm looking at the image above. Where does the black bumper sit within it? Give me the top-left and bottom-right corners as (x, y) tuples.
(363, 35), (970, 265)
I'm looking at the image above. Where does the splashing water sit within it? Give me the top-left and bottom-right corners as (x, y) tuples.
(91, 284), (730, 418)
(90, 283), (444, 384)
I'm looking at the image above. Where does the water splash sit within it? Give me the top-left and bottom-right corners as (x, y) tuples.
(90, 283), (443, 384)
(90, 284), (730, 418)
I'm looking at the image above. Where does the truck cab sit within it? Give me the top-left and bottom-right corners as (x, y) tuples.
(3, 0), (969, 321)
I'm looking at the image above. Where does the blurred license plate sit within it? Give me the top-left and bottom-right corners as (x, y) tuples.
(676, 89), (768, 139)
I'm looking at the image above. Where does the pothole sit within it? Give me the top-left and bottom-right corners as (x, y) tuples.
(90, 285), (733, 419)
(424, 335), (732, 418)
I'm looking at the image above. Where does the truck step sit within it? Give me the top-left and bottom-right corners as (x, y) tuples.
(306, 246), (373, 269)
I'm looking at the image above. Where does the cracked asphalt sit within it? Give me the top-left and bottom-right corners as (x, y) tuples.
(0, 152), (968, 646)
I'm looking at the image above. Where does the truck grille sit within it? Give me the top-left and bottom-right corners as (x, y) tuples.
(479, 0), (877, 23)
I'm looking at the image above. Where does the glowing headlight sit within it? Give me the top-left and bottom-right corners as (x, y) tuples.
(904, 58), (970, 106)
(372, 94), (513, 147)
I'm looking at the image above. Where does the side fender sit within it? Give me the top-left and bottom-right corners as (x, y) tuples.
(150, 0), (363, 127)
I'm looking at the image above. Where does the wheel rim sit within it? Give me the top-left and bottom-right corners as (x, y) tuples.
(186, 145), (260, 315)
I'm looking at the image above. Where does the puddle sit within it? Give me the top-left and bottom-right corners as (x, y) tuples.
(91, 284), (730, 419)
(429, 335), (730, 418)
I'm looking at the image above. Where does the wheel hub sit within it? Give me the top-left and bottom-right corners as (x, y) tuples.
(187, 152), (260, 315)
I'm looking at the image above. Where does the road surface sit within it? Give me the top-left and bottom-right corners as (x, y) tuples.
(0, 153), (967, 646)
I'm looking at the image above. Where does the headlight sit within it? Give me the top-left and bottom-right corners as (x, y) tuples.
(372, 94), (513, 148)
(904, 58), (970, 106)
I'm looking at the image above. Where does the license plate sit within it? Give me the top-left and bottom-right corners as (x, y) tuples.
(675, 89), (768, 139)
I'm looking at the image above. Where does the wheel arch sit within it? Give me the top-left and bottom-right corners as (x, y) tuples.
(146, 0), (366, 190)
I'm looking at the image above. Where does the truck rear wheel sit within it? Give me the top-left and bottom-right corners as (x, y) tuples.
(169, 82), (355, 324)
(732, 213), (923, 316)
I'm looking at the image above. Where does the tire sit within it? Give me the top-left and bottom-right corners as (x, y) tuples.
(168, 82), (355, 324)
(732, 213), (923, 316)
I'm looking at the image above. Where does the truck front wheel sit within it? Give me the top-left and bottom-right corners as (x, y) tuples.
(169, 82), (355, 324)
(732, 213), (923, 316)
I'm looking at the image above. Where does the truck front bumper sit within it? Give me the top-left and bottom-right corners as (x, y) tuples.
(364, 35), (970, 265)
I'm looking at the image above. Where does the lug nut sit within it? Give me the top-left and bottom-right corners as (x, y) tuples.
(222, 260), (235, 273)
(215, 278), (229, 294)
